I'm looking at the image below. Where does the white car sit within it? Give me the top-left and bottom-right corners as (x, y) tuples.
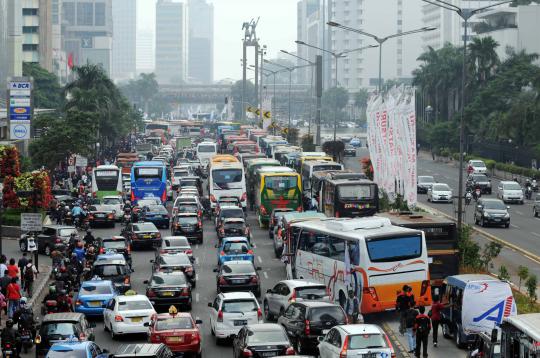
(263, 280), (330, 321)
(101, 195), (124, 220)
(427, 183), (453, 203)
(318, 324), (395, 358)
(468, 159), (487, 174)
(103, 294), (156, 339)
(166, 180), (173, 201)
(208, 291), (262, 343)
(498, 180), (524, 204)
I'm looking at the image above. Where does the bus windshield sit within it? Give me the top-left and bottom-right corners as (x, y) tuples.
(338, 184), (372, 200)
(198, 145), (216, 152)
(95, 170), (120, 190)
(265, 176), (298, 191)
(134, 167), (163, 180)
(212, 169), (243, 189)
(366, 235), (422, 262)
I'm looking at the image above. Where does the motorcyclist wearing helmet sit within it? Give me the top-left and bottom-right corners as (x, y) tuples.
(56, 289), (72, 312)
(85, 246), (96, 266)
(71, 203), (83, 221)
(83, 230), (96, 248)
(50, 240), (65, 267)
(1, 319), (21, 355)
(42, 286), (58, 304)
(124, 200), (132, 211)
(13, 297), (35, 338)
(73, 241), (86, 263)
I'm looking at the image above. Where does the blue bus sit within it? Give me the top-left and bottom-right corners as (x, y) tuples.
(130, 161), (167, 204)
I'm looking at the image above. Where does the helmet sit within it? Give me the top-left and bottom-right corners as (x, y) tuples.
(59, 289), (67, 296)
(126, 200), (131, 205)
(60, 266), (67, 273)
(86, 230), (91, 235)
(5, 319), (14, 328)
(49, 285), (56, 294)
(20, 297), (27, 305)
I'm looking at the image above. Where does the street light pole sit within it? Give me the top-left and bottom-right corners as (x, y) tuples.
(421, 0), (512, 233)
(327, 22), (436, 93)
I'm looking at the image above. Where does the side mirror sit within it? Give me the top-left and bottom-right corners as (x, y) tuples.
(195, 319), (203, 324)
(256, 267), (262, 271)
(143, 322), (150, 327)
(143, 280), (149, 284)
(213, 268), (218, 272)
(207, 302), (213, 307)
(317, 336), (325, 342)
(149, 259), (154, 263)
(266, 289), (273, 294)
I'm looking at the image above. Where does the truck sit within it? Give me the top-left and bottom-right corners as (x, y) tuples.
(175, 136), (192, 153)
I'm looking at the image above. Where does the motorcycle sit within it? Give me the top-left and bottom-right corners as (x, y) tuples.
(526, 186), (533, 200)
(1, 341), (18, 358)
(465, 191), (473, 205)
(473, 188), (482, 201)
(533, 179), (538, 192)
(41, 300), (58, 315)
(19, 327), (33, 353)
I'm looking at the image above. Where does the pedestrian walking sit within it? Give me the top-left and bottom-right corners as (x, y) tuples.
(0, 270), (11, 296)
(17, 253), (28, 289)
(430, 296), (445, 347)
(23, 260), (38, 297)
(0, 256), (7, 278)
(405, 306), (419, 353)
(345, 290), (360, 323)
(6, 278), (21, 319)
(396, 285), (415, 334)
(414, 306), (431, 358)
(7, 258), (19, 280)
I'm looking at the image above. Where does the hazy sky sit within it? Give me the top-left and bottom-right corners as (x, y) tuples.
(138, 0), (298, 81)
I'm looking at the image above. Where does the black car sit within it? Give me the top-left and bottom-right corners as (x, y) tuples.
(100, 236), (132, 268)
(215, 206), (245, 231)
(88, 205), (116, 228)
(144, 271), (192, 311)
(122, 222), (161, 249)
(474, 198), (510, 228)
(151, 253), (196, 288)
(277, 302), (347, 354)
(171, 213), (203, 244)
(417, 175), (436, 194)
(35, 313), (96, 357)
(214, 260), (261, 297)
(31, 225), (79, 256)
(344, 145), (356, 157)
(233, 324), (295, 358)
(467, 173), (492, 194)
(91, 255), (132, 293)
(112, 344), (173, 358)
(268, 208), (295, 239)
(218, 218), (250, 241)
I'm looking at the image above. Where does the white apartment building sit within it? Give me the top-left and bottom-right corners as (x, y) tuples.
(112, 0), (137, 82)
(136, 30), (155, 75)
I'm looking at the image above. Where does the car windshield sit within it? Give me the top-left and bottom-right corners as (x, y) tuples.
(134, 223), (157, 231)
(432, 184), (451, 191)
(103, 198), (121, 205)
(309, 307), (346, 323)
(174, 171), (189, 177)
(42, 322), (77, 337)
(418, 176), (434, 183)
(348, 333), (388, 349)
(177, 206), (199, 213)
(296, 286), (327, 299)
(165, 238), (189, 247)
(46, 350), (88, 358)
(472, 175), (488, 181)
(160, 255), (190, 265)
(178, 216), (199, 224)
(59, 228), (78, 237)
(471, 161), (485, 167)
(483, 201), (507, 210)
(156, 317), (193, 330)
(221, 263), (255, 274)
(103, 240), (126, 249)
(146, 205), (168, 213)
(151, 273), (187, 285)
(223, 242), (249, 254)
(247, 330), (288, 344)
(224, 222), (245, 230)
(504, 183), (522, 190)
(80, 284), (112, 295)
(221, 209), (244, 219)
(198, 145), (216, 153)
(139, 200), (160, 206)
(118, 300), (153, 311)
(93, 264), (127, 277)
(222, 299), (258, 313)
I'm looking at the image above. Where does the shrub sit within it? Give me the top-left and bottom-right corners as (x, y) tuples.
(498, 265), (510, 281)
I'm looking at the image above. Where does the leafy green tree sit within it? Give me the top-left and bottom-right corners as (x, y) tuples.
(526, 274), (538, 305)
(22, 63), (63, 109)
(519, 265), (530, 291)
(498, 265), (510, 281)
(481, 242), (502, 271)
(468, 37), (499, 86)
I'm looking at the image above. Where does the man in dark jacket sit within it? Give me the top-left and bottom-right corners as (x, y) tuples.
(0, 270), (11, 295)
(414, 306), (432, 358)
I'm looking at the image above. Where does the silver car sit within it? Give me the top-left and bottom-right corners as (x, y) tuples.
(263, 280), (329, 321)
(427, 183), (453, 203)
(318, 324), (395, 358)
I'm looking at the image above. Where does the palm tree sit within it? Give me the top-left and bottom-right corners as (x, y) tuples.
(468, 37), (500, 85)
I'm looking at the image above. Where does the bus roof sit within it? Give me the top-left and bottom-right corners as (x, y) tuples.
(292, 216), (422, 240)
(301, 152), (327, 157)
(247, 158), (280, 166)
(211, 161), (243, 170)
(324, 178), (375, 186)
(445, 274), (499, 289)
(256, 166), (295, 174)
(281, 211), (327, 224)
(377, 212), (455, 227)
(95, 164), (119, 170)
(133, 161), (166, 167)
(210, 154), (239, 164)
(301, 156), (333, 163)
(503, 314), (540, 342)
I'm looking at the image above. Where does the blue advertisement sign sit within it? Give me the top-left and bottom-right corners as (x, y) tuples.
(9, 106), (32, 120)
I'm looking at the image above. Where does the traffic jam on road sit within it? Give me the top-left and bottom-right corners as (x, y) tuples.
(13, 121), (538, 358)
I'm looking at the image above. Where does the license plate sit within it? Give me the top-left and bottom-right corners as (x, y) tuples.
(234, 320), (247, 326)
(131, 317), (142, 323)
(363, 354), (376, 358)
(261, 352), (277, 357)
(167, 336), (183, 343)
(89, 301), (101, 307)
(162, 291), (174, 296)
(144, 235), (152, 239)
(494, 218), (501, 221)
(232, 279), (245, 284)
(21, 335), (30, 339)
(96, 214), (105, 217)
(322, 329), (329, 335)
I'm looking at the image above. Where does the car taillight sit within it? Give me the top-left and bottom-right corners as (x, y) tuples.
(108, 213), (114, 219)
(156, 232), (161, 238)
(186, 249), (193, 255)
(185, 266), (193, 272)
(5, 344), (10, 349)
(92, 192), (97, 198)
(147, 289), (156, 297)
(198, 221), (202, 228)
(191, 332), (200, 343)
(260, 206), (267, 215)
(75, 299), (82, 306)
(335, 211), (340, 218)
(421, 280), (429, 296)
(285, 347), (295, 355)
(289, 290), (296, 303)
(210, 195), (216, 202)
(132, 234), (137, 240)
(242, 348), (253, 357)
(384, 334), (395, 358)
(181, 287), (190, 296)
(339, 336), (349, 358)
(124, 276), (130, 284)
(220, 250), (225, 256)
(241, 192), (247, 202)
(115, 315), (124, 322)
(99, 247), (104, 254)
(257, 307), (262, 319)
(79, 333), (86, 340)
(363, 287), (379, 301)
(127, 245), (131, 253)
(218, 276), (226, 285)
(88, 214), (94, 220)
(219, 228), (224, 234)
(304, 320), (310, 335)
(217, 310), (224, 322)
(297, 206), (302, 212)
(250, 275), (258, 283)
(247, 250), (253, 254)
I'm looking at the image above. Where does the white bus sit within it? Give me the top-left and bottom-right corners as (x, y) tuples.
(209, 161), (247, 209)
(288, 216), (431, 314)
(196, 141), (218, 167)
(91, 165), (123, 200)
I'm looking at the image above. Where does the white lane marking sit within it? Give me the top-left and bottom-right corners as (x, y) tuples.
(196, 274), (199, 281)
(425, 169), (433, 173)
(516, 211), (524, 215)
(263, 271), (268, 279)
(195, 244), (199, 249)
(532, 232), (540, 238)
(195, 293), (199, 303)
(511, 224), (520, 229)
(257, 256), (262, 264)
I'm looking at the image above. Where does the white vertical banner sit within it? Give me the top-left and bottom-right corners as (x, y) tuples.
(366, 86), (417, 206)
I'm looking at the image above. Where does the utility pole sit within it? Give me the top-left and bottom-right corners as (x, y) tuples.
(315, 55), (323, 146)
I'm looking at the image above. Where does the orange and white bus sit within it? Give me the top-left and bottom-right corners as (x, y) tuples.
(288, 216), (431, 314)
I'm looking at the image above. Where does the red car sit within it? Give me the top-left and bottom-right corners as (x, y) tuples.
(148, 311), (203, 357)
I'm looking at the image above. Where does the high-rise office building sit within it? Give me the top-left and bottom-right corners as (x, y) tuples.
(62, 0), (113, 75)
(187, 0), (213, 84)
(20, 0), (53, 72)
(51, 0), (68, 83)
(155, 0), (189, 85)
(112, 0), (137, 82)
(0, 1), (23, 83)
(136, 30), (155, 74)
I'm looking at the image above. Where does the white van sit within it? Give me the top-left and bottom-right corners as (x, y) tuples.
(197, 141), (217, 166)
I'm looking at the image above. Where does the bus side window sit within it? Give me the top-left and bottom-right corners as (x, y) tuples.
(328, 236), (345, 261)
(349, 241), (360, 266)
(298, 230), (315, 251)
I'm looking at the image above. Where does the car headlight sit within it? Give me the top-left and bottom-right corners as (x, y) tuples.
(504, 213), (510, 218)
(487, 182), (491, 187)
(483, 211), (491, 217)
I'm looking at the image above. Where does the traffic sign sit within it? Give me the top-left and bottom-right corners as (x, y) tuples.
(255, 109), (261, 116)
(263, 111), (271, 119)
(20, 213), (42, 232)
(10, 121), (30, 140)
(247, 106), (254, 113)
